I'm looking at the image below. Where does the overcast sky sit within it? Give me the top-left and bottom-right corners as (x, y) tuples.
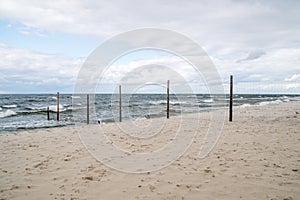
(0, 0), (299, 94)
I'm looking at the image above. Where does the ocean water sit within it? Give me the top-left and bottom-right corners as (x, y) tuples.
(0, 94), (299, 132)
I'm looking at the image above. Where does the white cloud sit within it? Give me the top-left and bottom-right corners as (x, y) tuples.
(1, 1), (299, 49)
(237, 50), (266, 63)
(0, 44), (82, 92)
(1, 43), (299, 94)
(0, 0), (299, 93)
(210, 47), (300, 93)
(94, 55), (205, 93)
(17, 27), (47, 37)
(285, 74), (300, 82)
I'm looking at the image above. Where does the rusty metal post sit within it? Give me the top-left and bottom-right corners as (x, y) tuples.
(229, 75), (233, 122)
(167, 80), (170, 119)
(87, 94), (89, 124)
(57, 92), (60, 121)
(119, 85), (122, 122)
(47, 106), (50, 120)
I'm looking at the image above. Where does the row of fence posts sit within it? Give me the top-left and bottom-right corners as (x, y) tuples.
(47, 76), (234, 123)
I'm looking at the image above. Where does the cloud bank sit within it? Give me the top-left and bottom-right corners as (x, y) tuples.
(0, 0), (299, 93)
(0, 44), (82, 93)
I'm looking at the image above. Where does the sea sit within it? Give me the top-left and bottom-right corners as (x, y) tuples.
(0, 94), (299, 133)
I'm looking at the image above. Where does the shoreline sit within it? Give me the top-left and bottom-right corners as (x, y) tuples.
(0, 101), (299, 199)
(1, 97), (298, 134)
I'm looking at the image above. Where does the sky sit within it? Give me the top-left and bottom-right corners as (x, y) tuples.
(0, 0), (299, 94)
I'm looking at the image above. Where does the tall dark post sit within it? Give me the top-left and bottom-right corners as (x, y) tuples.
(167, 80), (170, 119)
(229, 75), (233, 122)
(47, 106), (50, 120)
(87, 94), (90, 124)
(57, 92), (60, 121)
(119, 85), (122, 122)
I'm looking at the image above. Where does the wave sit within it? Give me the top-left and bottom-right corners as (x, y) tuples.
(279, 96), (290, 102)
(258, 99), (282, 106)
(2, 104), (18, 108)
(170, 101), (188, 105)
(148, 100), (189, 106)
(202, 99), (214, 103)
(290, 96), (300, 101)
(48, 104), (66, 112)
(1, 120), (74, 132)
(144, 113), (164, 119)
(27, 99), (43, 103)
(0, 110), (17, 118)
(25, 105), (75, 113)
(239, 103), (251, 108)
(26, 106), (46, 111)
(148, 100), (166, 105)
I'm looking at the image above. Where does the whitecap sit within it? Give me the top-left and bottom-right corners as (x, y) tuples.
(170, 101), (187, 105)
(2, 104), (17, 108)
(258, 100), (282, 106)
(48, 104), (66, 112)
(0, 110), (17, 118)
(149, 100), (166, 105)
(240, 103), (251, 108)
(203, 99), (214, 103)
(27, 106), (46, 110)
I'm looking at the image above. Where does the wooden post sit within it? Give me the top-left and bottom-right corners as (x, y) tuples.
(229, 75), (233, 122)
(119, 85), (122, 122)
(57, 92), (60, 121)
(87, 94), (89, 124)
(47, 106), (50, 120)
(167, 80), (170, 119)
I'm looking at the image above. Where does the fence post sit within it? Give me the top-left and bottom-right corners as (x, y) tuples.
(229, 75), (233, 122)
(57, 92), (60, 121)
(119, 85), (122, 122)
(87, 94), (89, 124)
(167, 80), (170, 119)
(47, 106), (50, 120)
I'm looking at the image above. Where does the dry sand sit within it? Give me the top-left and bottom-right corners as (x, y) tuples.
(0, 101), (299, 200)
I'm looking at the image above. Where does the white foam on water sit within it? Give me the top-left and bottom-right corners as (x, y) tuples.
(240, 103), (251, 108)
(170, 101), (188, 105)
(0, 110), (17, 118)
(258, 99), (282, 106)
(48, 104), (66, 112)
(203, 99), (214, 103)
(27, 106), (46, 110)
(149, 100), (188, 105)
(2, 104), (17, 108)
(149, 100), (166, 105)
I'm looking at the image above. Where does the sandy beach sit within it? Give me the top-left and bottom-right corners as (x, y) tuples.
(0, 101), (299, 200)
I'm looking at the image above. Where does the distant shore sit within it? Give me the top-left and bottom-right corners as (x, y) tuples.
(0, 101), (299, 199)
